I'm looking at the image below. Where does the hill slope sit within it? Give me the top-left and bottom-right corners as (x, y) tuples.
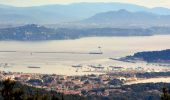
(0, 24), (155, 40)
(83, 10), (170, 27)
(122, 49), (170, 63)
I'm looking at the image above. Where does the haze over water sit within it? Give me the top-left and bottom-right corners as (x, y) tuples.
(0, 35), (170, 75)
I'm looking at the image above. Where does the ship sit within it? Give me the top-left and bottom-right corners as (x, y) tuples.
(28, 66), (41, 68)
(89, 64), (104, 69)
(72, 65), (82, 68)
(89, 52), (103, 54)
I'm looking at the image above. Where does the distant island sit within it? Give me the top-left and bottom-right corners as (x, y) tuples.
(1, 24), (170, 41)
(120, 49), (170, 63)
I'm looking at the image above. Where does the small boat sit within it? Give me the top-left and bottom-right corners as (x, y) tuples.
(76, 69), (79, 72)
(28, 66), (41, 68)
(89, 46), (103, 54)
(72, 65), (82, 68)
(89, 52), (103, 54)
(90, 64), (104, 69)
(3, 63), (11, 68)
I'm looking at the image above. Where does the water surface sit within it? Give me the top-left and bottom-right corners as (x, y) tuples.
(0, 35), (170, 75)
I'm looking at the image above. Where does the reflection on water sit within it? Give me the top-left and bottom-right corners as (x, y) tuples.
(0, 35), (170, 75)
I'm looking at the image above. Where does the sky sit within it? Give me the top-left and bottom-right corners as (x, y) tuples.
(0, 0), (170, 8)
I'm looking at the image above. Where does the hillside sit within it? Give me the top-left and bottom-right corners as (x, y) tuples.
(0, 24), (56, 40)
(83, 9), (170, 27)
(0, 78), (168, 100)
(0, 24), (155, 40)
(122, 49), (170, 63)
(0, 79), (84, 100)
(1, 24), (170, 40)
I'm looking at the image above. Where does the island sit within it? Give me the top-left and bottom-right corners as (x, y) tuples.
(120, 49), (170, 63)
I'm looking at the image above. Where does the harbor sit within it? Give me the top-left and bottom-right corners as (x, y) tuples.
(0, 35), (170, 75)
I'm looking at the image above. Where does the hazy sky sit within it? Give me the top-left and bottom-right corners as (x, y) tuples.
(0, 0), (170, 8)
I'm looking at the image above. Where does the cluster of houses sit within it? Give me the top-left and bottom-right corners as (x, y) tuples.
(0, 70), (143, 96)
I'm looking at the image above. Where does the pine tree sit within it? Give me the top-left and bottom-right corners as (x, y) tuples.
(161, 87), (170, 100)
(1, 79), (16, 100)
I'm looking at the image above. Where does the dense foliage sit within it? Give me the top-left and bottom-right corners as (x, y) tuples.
(87, 83), (169, 100)
(0, 79), (85, 100)
(1, 79), (170, 100)
(124, 49), (170, 62)
(0, 24), (167, 41)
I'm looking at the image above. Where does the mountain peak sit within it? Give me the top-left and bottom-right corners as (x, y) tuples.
(118, 9), (129, 13)
(83, 9), (170, 27)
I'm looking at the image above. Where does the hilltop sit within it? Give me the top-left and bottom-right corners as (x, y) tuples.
(121, 49), (170, 63)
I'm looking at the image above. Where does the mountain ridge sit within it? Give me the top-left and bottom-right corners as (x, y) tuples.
(82, 9), (170, 27)
(1, 2), (170, 26)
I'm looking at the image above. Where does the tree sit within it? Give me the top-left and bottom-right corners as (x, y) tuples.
(0, 79), (84, 100)
(13, 89), (24, 100)
(161, 87), (170, 100)
(0, 78), (24, 100)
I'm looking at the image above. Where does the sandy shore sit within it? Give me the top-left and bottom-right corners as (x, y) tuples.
(125, 77), (170, 85)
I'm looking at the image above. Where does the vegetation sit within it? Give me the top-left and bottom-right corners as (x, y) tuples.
(2, 24), (170, 41)
(123, 49), (170, 63)
(1, 78), (170, 100)
(0, 79), (85, 100)
(161, 87), (170, 100)
(86, 83), (167, 100)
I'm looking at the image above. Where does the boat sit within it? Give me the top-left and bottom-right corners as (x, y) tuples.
(89, 46), (103, 54)
(72, 65), (82, 68)
(90, 64), (104, 69)
(89, 52), (103, 54)
(76, 69), (79, 72)
(92, 66), (104, 69)
(3, 63), (11, 68)
(28, 66), (41, 68)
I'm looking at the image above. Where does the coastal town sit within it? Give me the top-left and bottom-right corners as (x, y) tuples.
(1, 66), (170, 97)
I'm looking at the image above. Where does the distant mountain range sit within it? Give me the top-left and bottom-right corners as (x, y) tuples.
(1, 3), (170, 28)
(0, 24), (170, 40)
(82, 9), (170, 27)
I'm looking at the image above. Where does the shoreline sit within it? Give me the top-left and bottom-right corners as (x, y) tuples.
(0, 34), (169, 42)
(124, 77), (170, 85)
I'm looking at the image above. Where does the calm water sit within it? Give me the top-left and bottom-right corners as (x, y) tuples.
(0, 35), (170, 75)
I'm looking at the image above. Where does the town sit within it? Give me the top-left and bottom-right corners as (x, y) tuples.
(1, 68), (170, 97)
